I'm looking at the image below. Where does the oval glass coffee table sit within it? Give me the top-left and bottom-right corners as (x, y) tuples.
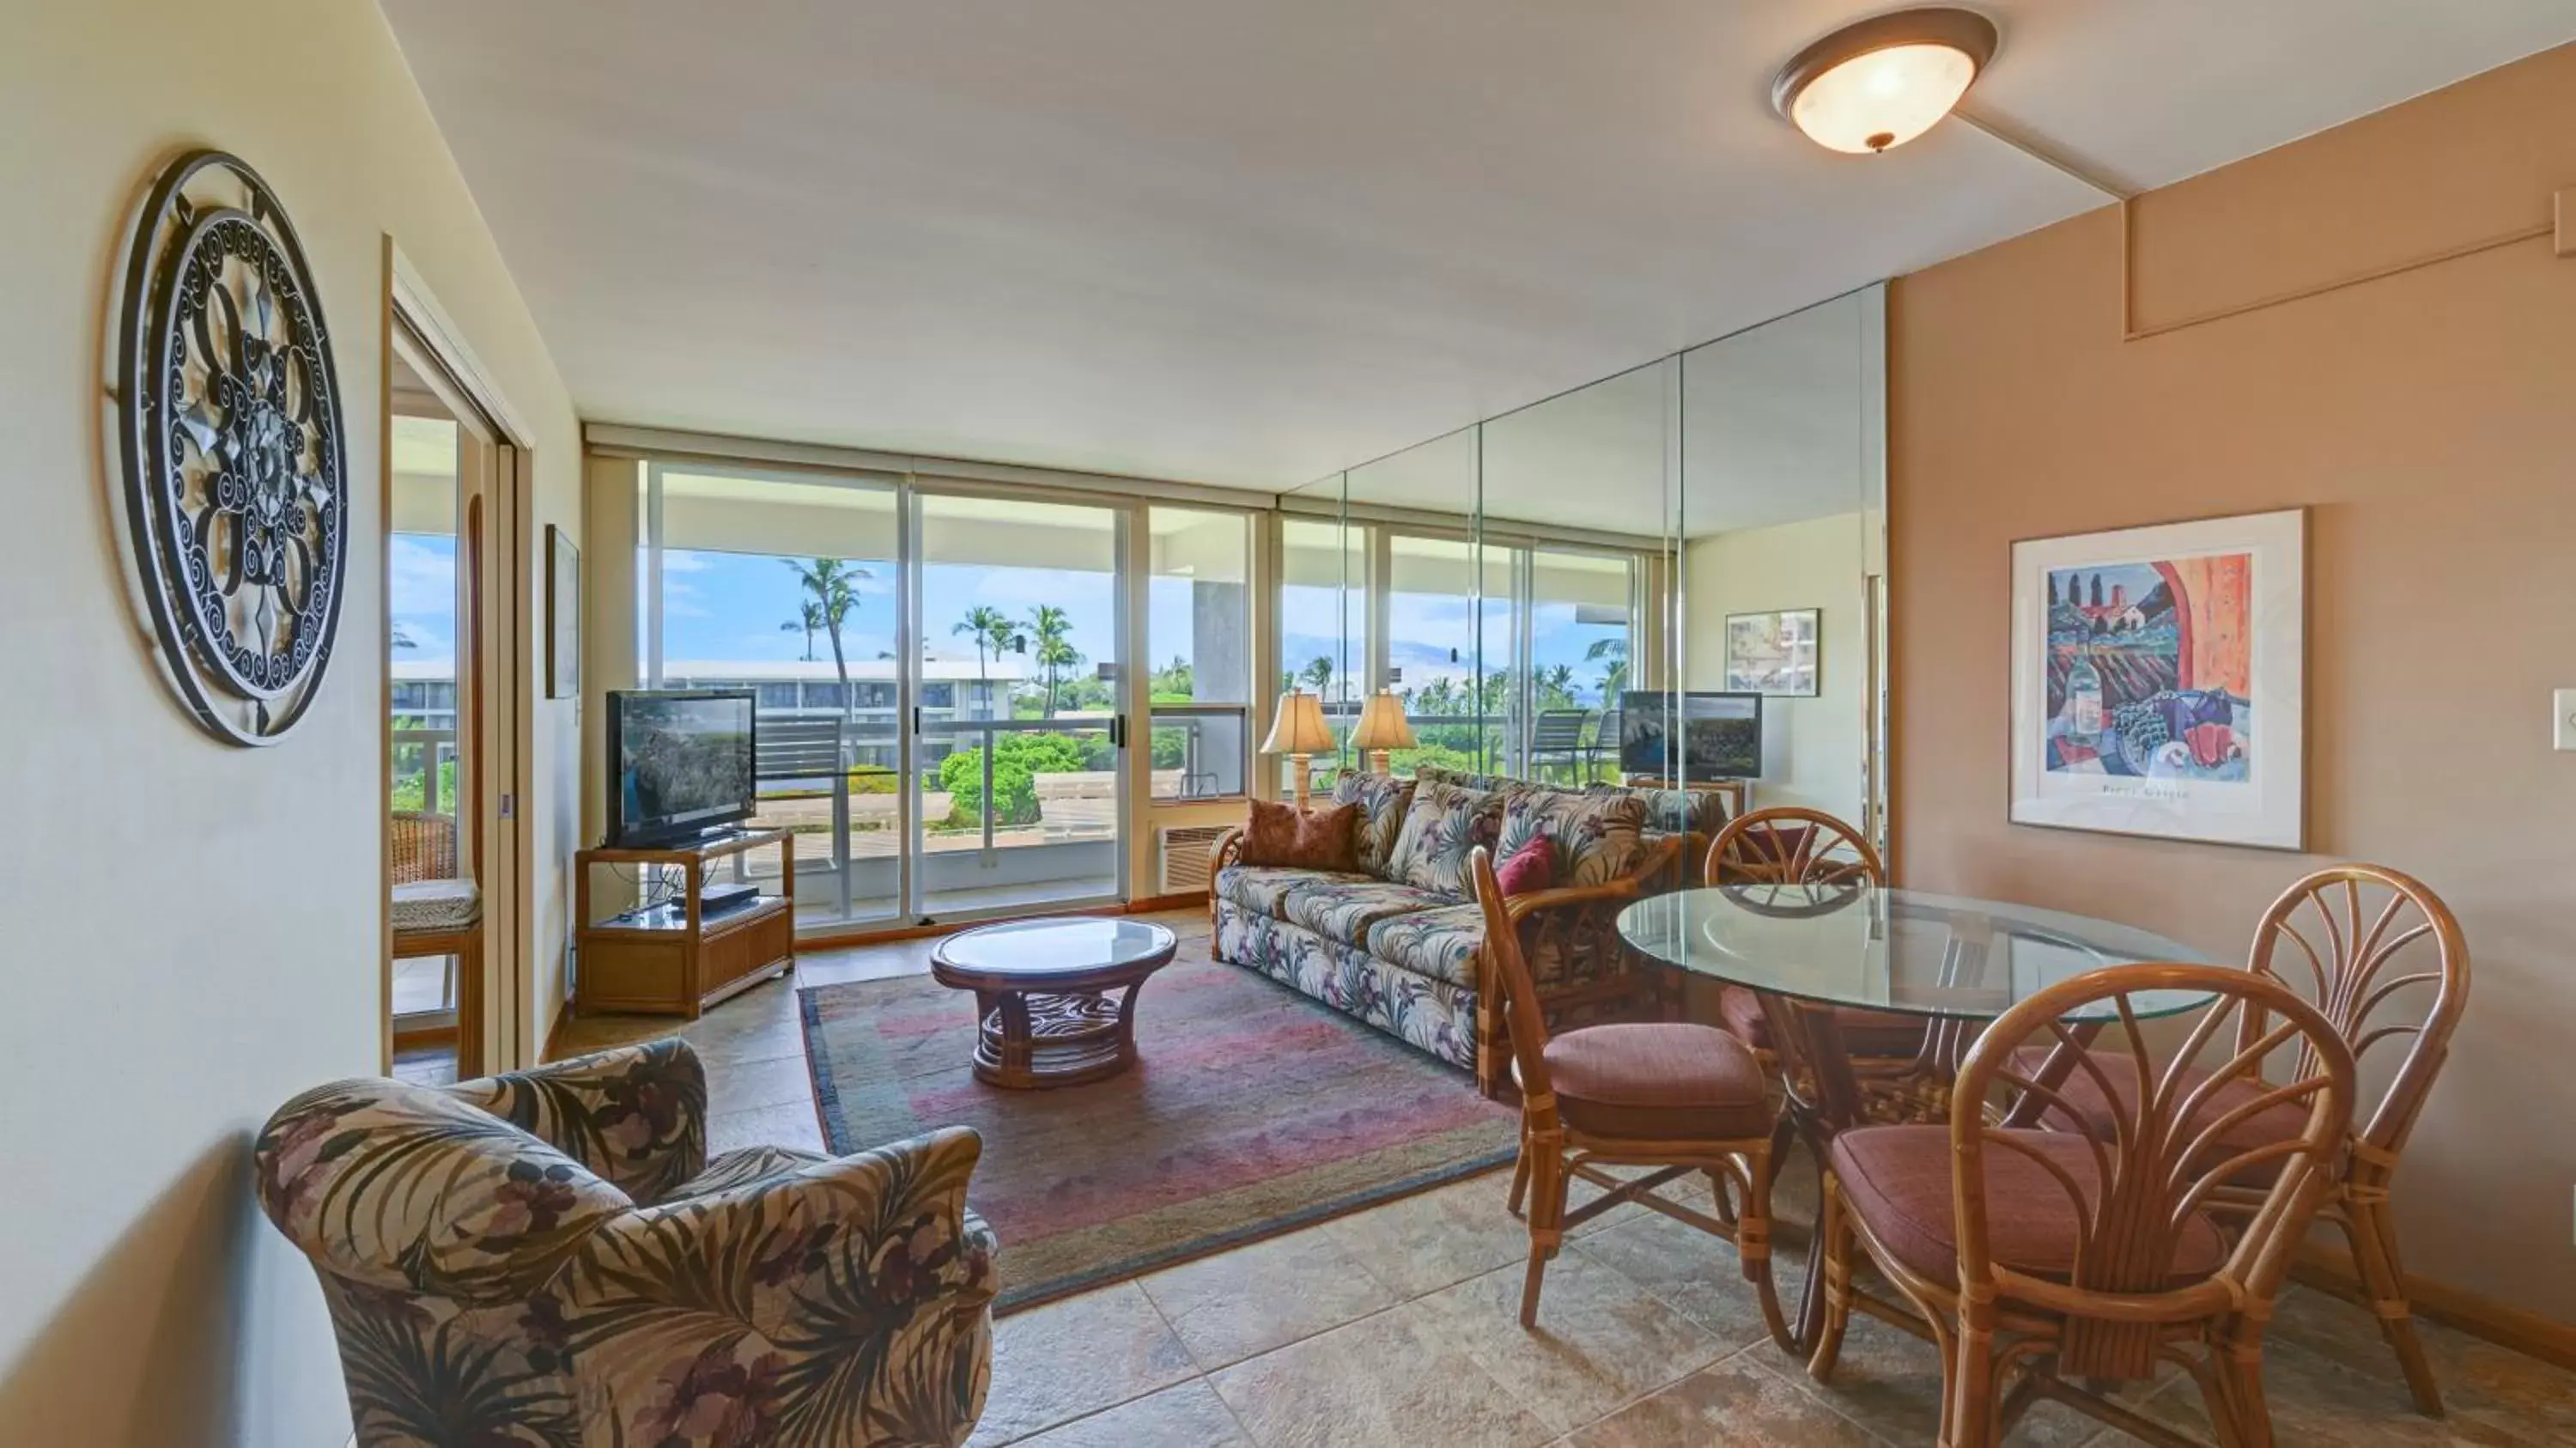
(928, 917), (1180, 1089)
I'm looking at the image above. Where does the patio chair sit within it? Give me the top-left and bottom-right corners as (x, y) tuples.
(1528, 709), (1591, 783)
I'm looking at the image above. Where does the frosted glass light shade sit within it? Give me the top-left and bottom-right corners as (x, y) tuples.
(1772, 9), (1997, 155)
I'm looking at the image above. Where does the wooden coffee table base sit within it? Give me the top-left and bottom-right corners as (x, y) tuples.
(969, 985), (1141, 1089)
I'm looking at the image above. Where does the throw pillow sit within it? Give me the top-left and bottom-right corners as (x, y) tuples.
(1501, 788), (1648, 886)
(1329, 771), (1417, 877)
(1385, 779), (1505, 897)
(1494, 834), (1555, 897)
(1238, 799), (1361, 872)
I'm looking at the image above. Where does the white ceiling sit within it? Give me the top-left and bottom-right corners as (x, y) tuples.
(382, 0), (2576, 493)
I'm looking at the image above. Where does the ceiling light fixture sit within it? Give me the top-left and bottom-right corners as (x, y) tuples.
(1771, 7), (1999, 155)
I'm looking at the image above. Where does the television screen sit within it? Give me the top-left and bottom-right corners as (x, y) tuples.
(609, 690), (756, 846)
(1619, 691), (1763, 780)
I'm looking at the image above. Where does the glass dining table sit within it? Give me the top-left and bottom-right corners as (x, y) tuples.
(1615, 881), (2215, 1353)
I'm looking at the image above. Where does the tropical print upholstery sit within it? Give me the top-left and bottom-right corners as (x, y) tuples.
(1386, 779), (1506, 897)
(1279, 877), (1455, 941)
(1588, 781), (1730, 837)
(1215, 863), (1366, 916)
(256, 1039), (997, 1448)
(1498, 788), (1648, 887)
(1368, 902), (1485, 989)
(1330, 771), (1417, 876)
(1215, 904), (1477, 1068)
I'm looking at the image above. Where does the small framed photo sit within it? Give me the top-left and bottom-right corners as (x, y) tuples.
(1724, 609), (1819, 697)
(546, 524), (580, 700)
(2008, 508), (2306, 849)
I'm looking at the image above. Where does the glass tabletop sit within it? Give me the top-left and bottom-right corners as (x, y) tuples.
(935, 916), (1176, 976)
(1616, 885), (2215, 1022)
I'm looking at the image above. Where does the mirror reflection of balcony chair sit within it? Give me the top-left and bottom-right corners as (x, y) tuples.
(1528, 709), (1592, 783)
(389, 810), (481, 1074)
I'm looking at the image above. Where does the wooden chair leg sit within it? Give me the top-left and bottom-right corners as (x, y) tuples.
(1806, 1173), (1852, 1382)
(2342, 1200), (2444, 1416)
(1944, 1314), (1998, 1448)
(1506, 1129), (1532, 1218)
(1519, 1147), (1564, 1328)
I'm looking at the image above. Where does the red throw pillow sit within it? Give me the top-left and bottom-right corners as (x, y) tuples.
(1238, 799), (1361, 872)
(1495, 835), (1555, 897)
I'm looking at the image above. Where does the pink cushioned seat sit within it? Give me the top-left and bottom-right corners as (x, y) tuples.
(1537, 1022), (1773, 1141)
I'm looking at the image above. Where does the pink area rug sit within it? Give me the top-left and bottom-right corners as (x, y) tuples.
(799, 938), (1517, 1312)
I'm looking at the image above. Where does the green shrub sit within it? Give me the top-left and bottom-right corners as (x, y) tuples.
(938, 732), (1091, 828)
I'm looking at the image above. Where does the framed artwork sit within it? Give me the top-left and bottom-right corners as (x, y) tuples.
(546, 525), (580, 700)
(1725, 609), (1820, 697)
(2009, 508), (2305, 849)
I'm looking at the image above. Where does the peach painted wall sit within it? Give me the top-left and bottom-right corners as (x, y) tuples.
(1892, 43), (2576, 1323)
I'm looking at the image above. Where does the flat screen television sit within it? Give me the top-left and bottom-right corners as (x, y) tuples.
(606, 689), (757, 847)
(1618, 691), (1763, 780)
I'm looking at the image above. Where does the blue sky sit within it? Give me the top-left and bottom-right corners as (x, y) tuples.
(422, 542), (1625, 704)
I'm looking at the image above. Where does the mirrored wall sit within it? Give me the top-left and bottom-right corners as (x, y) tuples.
(1279, 284), (1888, 847)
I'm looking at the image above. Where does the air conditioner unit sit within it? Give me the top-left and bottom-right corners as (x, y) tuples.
(1156, 824), (1231, 895)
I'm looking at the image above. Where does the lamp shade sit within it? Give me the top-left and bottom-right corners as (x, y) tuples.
(1261, 690), (1335, 756)
(1772, 7), (1996, 155)
(1349, 691), (1417, 752)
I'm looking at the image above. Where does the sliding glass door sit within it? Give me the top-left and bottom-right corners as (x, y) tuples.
(638, 468), (1131, 931)
(909, 490), (1127, 918)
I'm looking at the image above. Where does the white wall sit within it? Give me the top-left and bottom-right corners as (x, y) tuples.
(1683, 512), (1870, 822)
(0, 2), (581, 1442)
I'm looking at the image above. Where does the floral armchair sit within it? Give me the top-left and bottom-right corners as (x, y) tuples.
(255, 1039), (996, 1448)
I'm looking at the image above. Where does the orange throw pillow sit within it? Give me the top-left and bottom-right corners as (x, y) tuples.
(1239, 799), (1361, 872)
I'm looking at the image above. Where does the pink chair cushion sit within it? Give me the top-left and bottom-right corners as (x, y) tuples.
(1717, 985), (1927, 1059)
(2013, 1046), (2313, 1185)
(1540, 1023), (1772, 1141)
(1830, 1124), (2230, 1286)
(1494, 835), (1555, 897)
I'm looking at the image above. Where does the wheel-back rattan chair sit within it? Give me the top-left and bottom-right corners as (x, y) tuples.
(1703, 807), (1923, 1066)
(1810, 964), (2358, 1448)
(1472, 845), (1789, 1337)
(2018, 865), (2469, 1415)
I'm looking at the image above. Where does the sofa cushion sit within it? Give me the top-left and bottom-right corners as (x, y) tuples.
(1498, 788), (1647, 887)
(1386, 778), (1506, 897)
(1279, 877), (1455, 944)
(1240, 798), (1361, 871)
(1587, 781), (1731, 837)
(1368, 901), (1485, 989)
(1830, 1124), (2230, 1287)
(665, 1143), (831, 1202)
(1540, 1023), (1773, 1141)
(1216, 864), (1367, 917)
(1494, 835), (1555, 897)
(1332, 771), (1418, 876)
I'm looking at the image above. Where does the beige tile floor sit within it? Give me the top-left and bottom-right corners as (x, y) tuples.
(544, 910), (2576, 1447)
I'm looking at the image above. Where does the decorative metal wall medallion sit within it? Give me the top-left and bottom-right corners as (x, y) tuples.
(113, 150), (347, 745)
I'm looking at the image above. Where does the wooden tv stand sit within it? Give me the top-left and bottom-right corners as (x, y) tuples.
(574, 827), (796, 1018)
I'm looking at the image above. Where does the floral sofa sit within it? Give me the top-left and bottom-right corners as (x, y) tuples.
(1209, 768), (1730, 1097)
(256, 1039), (996, 1448)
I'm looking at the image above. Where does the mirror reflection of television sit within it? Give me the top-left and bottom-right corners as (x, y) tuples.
(607, 690), (757, 847)
(1618, 691), (1763, 780)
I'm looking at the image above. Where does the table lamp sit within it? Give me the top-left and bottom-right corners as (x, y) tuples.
(1262, 689), (1335, 810)
(1349, 690), (1416, 775)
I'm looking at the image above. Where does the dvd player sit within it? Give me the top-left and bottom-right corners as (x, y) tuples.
(700, 880), (760, 913)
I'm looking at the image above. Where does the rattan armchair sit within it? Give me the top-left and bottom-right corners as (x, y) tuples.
(1810, 964), (2358, 1448)
(2019, 864), (2470, 1415)
(1702, 807), (1927, 1067)
(1473, 845), (1789, 1338)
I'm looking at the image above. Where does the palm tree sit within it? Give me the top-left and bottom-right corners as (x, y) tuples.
(954, 606), (1024, 714)
(783, 558), (869, 720)
(1300, 654), (1334, 699)
(1587, 636), (1629, 702)
(780, 599), (826, 661)
(1025, 605), (1083, 717)
(392, 623), (417, 651)
(1537, 662), (1577, 709)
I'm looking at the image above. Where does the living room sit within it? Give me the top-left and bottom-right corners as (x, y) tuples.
(7, 3), (2576, 1446)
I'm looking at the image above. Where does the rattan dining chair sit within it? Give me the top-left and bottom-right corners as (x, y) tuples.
(1472, 845), (1788, 1337)
(2017, 864), (2470, 1415)
(1702, 807), (1924, 1066)
(1810, 964), (2358, 1448)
